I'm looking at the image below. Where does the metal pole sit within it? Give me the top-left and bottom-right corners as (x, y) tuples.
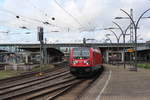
(83, 38), (86, 46)
(106, 29), (120, 50)
(130, 9), (134, 43)
(113, 22), (132, 69)
(130, 9), (134, 67)
(123, 34), (125, 69)
(40, 41), (44, 72)
(37, 26), (44, 75)
(40, 42), (42, 72)
(105, 36), (113, 64)
(121, 8), (150, 71)
(108, 38), (112, 64)
(44, 38), (47, 64)
(113, 22), (125, 68)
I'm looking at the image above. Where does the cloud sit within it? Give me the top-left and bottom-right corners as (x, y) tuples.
(0, 0), (150, 43)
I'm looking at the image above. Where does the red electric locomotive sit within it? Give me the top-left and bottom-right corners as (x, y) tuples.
(69, 47), (103, 77)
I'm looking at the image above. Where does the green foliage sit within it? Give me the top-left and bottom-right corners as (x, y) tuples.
(0, 64), (54, 79)
(137, 63), (150, 69)
(0, 70), (22, 79)
(31, 64), (54, 72)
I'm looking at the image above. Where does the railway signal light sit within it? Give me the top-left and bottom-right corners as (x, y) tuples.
(37, 27), (44, 76)
(37, 27), (43, 42)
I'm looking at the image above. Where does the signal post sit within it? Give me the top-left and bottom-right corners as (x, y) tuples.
(37, 27), (44, 76)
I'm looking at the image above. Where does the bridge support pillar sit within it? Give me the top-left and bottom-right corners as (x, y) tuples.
(106, 50), (109, 63)
(122, 51), (124, 63)
(25, 55), (29, 64)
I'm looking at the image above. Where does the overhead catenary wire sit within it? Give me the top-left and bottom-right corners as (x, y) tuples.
(1, 1), (93, 32)
(28, 0), (46, 14)
(60, 0), (95, 33)
(27, 0), (75, 31)
(54, 0), (96, 33)
(1, 9), (75, 33)
(0, 8), (49, 25)
(54, 0), (83, 28)
(27, 0), (49, 19)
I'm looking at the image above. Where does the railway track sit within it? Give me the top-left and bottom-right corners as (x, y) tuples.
(0, 64), (104, 100)
(54, 73), (101, 100)
(0, 70), (70, 94)
(22, 79), (83, 100)
(0, 61), (67, 84)
(0, 67), (67, 90)
(0, 69), (74, 100)
(53, 67), (104, 100)
(26, 70), (103, 100)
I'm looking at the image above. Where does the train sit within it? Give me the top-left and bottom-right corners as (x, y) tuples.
(69, 47), (103, 77)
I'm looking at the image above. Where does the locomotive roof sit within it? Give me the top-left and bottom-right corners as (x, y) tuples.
(73, 46), (99, 50)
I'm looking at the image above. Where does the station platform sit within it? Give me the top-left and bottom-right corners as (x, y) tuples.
(80, 64), (150, 100)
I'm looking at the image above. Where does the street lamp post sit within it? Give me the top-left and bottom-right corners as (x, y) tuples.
(104, 27), (123, 63)
(112, 22), (131, 69)
(105, 29), (120, 44)
(105, 37), (112, 64)
(104, 28), (121, 65)
(105, 34), (113, 57)
(120, 8), (150, 71)
(115, 9), (134, 43)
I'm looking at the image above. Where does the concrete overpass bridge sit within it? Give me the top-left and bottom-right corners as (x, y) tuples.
(0, 43), (148, 47)
(0, 43), (150, 64)
(0, 43), (149, 51)
(0, 42), (149, 56)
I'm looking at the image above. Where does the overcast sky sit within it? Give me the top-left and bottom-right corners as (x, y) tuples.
(0, 0), (150, 43)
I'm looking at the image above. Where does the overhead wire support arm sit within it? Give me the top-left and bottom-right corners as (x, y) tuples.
(120, 8), (150, 71)
(113, 21), (133, 69)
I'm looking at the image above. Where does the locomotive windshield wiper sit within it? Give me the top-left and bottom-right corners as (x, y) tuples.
(80, 48), (82, 56)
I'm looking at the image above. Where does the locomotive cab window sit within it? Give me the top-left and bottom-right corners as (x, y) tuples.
(73, 47), (90, 59)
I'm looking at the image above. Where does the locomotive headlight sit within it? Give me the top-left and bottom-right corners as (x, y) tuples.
(87, 60), (90, 64)
(72, 61), (78, 64)
(83, 61), (87, 63)
(84, 60), (90, 65)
